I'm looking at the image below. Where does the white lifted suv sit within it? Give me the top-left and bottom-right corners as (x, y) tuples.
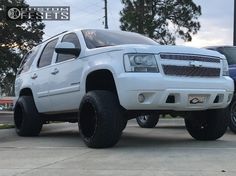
(14, 29), (234, 148)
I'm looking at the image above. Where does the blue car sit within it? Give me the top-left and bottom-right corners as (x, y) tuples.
(206, 46), (236, 133)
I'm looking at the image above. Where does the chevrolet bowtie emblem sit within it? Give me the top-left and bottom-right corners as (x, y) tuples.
(189, 61), (203, 67)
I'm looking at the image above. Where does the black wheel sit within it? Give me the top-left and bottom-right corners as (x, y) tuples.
(121, 118), (128, 132)
(185, 108), (229, 140)
(78, 90), (123, 148)
(229, 96), (236, 133)
(14, 96), (43, 136)
(136, 113), (159, 128)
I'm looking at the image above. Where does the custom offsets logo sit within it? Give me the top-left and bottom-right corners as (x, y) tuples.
(6, 6), (70, 20)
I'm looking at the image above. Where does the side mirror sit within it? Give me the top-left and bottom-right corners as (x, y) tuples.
(55, 42), (81, 57)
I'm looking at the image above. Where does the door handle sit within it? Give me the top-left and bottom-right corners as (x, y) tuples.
(31, 73), (38, 79)
(51, 68), (59, 75)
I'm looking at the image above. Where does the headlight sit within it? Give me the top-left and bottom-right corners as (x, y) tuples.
(222, 59), (229, 76)
(124, 54), (159, 72)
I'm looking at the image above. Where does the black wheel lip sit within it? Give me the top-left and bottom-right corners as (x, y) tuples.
(13, 96), (42, 136)
(14, 100), (25, 131)
(78, 90), (123, 148)
(78, 97), (98, 141)
(230, 100), (236, 126)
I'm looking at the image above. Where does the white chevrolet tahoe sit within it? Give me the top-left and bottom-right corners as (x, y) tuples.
(14, 29), (234, 148)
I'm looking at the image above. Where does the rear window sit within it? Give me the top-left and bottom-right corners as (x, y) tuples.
(82, 29), (158, 49)
(17, 46), (40, 75)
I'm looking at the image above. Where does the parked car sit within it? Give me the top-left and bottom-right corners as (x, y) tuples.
(0, 105), (4, 111)
(205, 46), (236, 133)
(14, 29), (234, 148)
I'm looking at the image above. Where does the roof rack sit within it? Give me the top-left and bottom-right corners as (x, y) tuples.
(41, 30), (68, 44)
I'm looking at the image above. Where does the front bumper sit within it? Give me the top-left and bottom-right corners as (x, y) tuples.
(116, 73), (234, 111)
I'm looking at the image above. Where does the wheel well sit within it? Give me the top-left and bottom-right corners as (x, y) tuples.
(19, 88), (33, 97)
(86, 70), (118, 95)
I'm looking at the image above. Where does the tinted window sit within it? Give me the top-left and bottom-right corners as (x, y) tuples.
(38, 38), (58, 68)
(82, 29), (158, 49)
(57, 33), (81, 63)
(17, 46), (39, 74)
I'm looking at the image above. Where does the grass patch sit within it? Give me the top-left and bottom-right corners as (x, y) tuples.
(0, 124), (15, 129)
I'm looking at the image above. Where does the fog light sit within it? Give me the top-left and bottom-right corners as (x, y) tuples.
(138, 94), (145, 103)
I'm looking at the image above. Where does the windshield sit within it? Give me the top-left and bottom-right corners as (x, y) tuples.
(220, 47), (236, 65)
(82, 29), (158, 49)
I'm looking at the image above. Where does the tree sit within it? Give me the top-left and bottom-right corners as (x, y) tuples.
(120, 0), (201, 45)
(0, 0), (45, 96)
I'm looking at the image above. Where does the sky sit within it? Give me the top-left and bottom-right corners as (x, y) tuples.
(26, 0), (234, 48)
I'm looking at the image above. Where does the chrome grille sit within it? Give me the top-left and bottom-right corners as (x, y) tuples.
(162, 65), (220, 77)
(160, 54), (220, 63)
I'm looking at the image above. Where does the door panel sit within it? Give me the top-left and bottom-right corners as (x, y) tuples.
(48, 59), (83, 112)
(48, 33), (83, 112)
(32, 68), (52, 112)
(31, 38), (59, 113)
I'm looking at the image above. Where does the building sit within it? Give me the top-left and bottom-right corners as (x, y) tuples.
(0, 97), (14, 110)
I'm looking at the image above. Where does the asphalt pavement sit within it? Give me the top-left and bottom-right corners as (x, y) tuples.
(0, 118), (236, 176)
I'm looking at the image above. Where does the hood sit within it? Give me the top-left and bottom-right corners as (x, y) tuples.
(84, 44), (225, 59)
(131, 45), (225, 59)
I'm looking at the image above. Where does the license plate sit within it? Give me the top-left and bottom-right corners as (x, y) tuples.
(188, 95), (206, 105)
